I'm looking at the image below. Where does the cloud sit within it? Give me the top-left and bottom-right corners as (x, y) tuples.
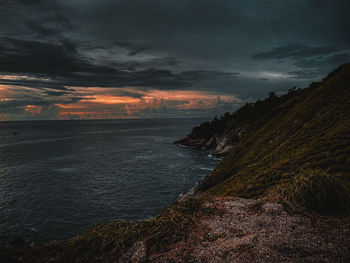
(294, 52), (350, 69)
(11, 0), (45, 6)
(25, 14), (73, 37)
(288, 69), (322, 79)
(1, 0), (350, 119)
(253, 43), (350, 79)
(0, 37), (240, 92)
(0, 96), (62, 121)
(253, 44), (339, 60)
(0, 82), (243, 120)
(0, 38), (82, 76)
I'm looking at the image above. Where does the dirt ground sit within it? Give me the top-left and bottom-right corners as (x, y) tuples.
(137, 197), (350, 263)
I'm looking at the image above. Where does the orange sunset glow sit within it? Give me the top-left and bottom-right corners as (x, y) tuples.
(54, 88), (242, 119)
(0, 82), (243, 120)
(25, 105), (42, 114)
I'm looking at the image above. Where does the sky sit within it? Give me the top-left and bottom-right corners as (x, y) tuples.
(0, 0), (349, 120)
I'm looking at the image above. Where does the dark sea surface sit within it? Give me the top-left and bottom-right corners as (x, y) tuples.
(0, 118), (220, 243)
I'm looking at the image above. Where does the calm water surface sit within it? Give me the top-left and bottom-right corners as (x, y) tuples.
(0, 118), (220, 243)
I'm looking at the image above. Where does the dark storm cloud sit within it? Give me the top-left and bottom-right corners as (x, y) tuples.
(0, 76), (72, 91)
(72, 0), (350, 61)
(25, 15), (73, 37)
(294, 52), (350, 69)
(45, 91), (68, 97)
(113, 42), (150, 57)
(253, 44), (339, 60)
(1, 0), (350, 119)
(253, 43), (350, 79)
(0, 37), (239, 92)
(0, 38), (82, 76)
(10, 0), (45, 5)
(288, 70), (322, 79)
(0, 0), (246, 86)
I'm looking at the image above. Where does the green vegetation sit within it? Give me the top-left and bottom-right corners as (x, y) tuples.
(195, 63), (350, 214)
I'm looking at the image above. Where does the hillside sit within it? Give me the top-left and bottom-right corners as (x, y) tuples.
(178, 63), (350, 214)
(1, 64), (350, 262)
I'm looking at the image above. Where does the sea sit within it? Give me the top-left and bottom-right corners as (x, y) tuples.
(0, 118), (220, 243)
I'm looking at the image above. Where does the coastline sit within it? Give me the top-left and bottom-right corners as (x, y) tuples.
(2, 64), (350, 262)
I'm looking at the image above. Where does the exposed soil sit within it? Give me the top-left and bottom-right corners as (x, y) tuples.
(135, 197), (350, 262)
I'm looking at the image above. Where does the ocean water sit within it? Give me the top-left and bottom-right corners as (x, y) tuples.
(0, 118), (220, 243)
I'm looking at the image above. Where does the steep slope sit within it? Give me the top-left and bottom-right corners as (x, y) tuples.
(190, 63), (350, 212)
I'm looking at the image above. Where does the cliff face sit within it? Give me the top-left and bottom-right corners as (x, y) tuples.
(175, 87), (304, 157)
(175, 125), (245, 156)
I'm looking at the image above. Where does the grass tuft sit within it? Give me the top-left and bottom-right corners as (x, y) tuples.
(273, 168), (350, 215)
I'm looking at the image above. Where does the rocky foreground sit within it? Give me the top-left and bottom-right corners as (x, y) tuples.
(2, 196), (349, 263)
(121, 197), (350, 263)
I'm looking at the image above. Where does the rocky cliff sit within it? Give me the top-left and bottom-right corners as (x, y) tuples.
(175, 87), (301, 156)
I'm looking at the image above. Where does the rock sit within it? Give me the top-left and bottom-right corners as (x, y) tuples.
(174, 136), (207, 148)
(130, 241), (147, 263)
(29, 242), (37, 249)
(212, 134), (232, 156)
(149, 197), (350, 262)
(119, 241), (147, 263)
(205, 136), (216, 148)
(178, 187), (196, 202)
(174, 136), (189, 144)
(175, 124), (245, 157)
(262, 202), (284, 215)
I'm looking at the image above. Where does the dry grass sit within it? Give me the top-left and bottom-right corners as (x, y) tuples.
(0, 196), (211, 263)
(272, 168), (350, 215)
